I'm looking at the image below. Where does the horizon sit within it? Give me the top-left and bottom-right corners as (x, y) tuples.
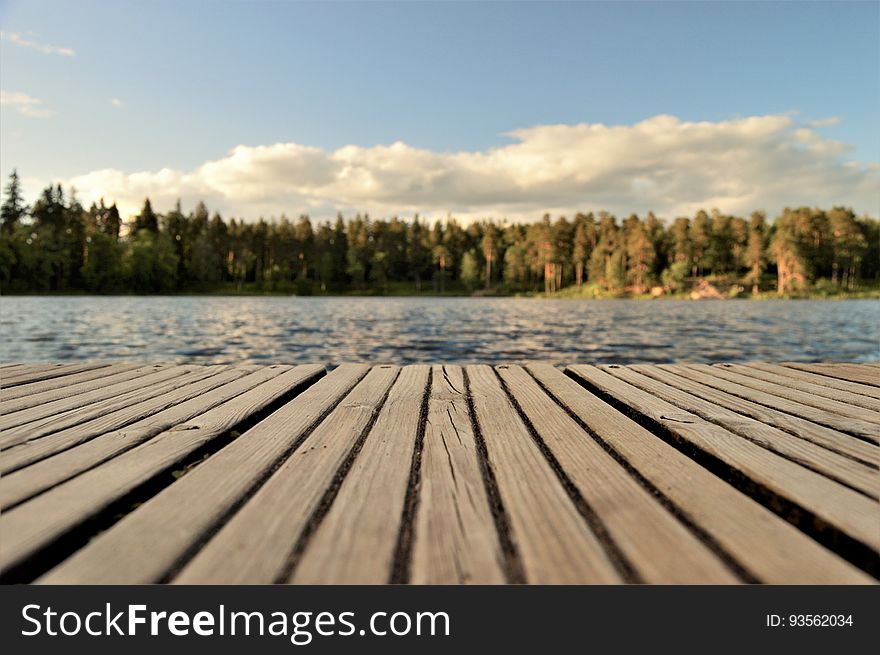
(2, 1), (879, 223)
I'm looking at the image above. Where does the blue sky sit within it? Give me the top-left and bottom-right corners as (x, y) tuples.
(1, 1), (878, 221)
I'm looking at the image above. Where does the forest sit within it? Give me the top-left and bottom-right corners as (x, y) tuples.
(1, 170), (878, 298)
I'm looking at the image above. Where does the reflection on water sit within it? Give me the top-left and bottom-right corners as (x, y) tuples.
(1, 296), (878, 365)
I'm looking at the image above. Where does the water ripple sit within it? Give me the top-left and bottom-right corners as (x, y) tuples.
(0, 296), (877, 365)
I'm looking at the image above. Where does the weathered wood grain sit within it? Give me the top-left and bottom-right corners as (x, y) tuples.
(172, 365), (400, 584)
(567, 365), (879, 555)
(0, 366), (236, 472)
(410, 366), (507, 584)
(466, 364), (622, 584)
(729, 363), (880, 411)
(1, 364), (54, 378)
(631, 364), (878, 466)
(0, 365), (204, 447)
(0, 363), (145, 408)
(531, 364), (870, 583)
(612, 365), (877, 497)
(0, 366), (301, 508)
(743, 362), (880, 400)
(0, 364), (189, 431)
(0, 362), (111, 387)
(2, 365), (134, 401)
(691, 364), (880, 424)
(497, 364), (739, 583)
(660, 365), (880, 443)
(4, 360), (875, 586)
(291, 366), (430, 583)
(1, 364), (325, 583)
(783, 363), (880, 387)
(37, 365), (371, 585)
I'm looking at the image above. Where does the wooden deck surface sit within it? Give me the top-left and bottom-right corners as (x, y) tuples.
(0, 361), (877, 585)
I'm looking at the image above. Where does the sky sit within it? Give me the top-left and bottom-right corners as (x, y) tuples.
(1, 0), (878, 222)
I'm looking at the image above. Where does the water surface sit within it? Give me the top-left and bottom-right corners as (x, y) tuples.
(1, 296), (877, 366)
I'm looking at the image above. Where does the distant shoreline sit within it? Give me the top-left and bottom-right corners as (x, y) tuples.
(3, 289), (879, 300)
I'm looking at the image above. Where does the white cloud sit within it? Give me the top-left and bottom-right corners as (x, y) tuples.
(0, 89), (53, 118)
(55, 114), (879, 222)
(0, 31), (75, 57)
(806, 117), (841, 129)
(110, 98), (124, 108)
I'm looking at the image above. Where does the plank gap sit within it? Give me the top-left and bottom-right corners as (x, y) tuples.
(272, 368), (402, 584)
(494, 367), (642, 583)
(153, 366), (367, 584)
(0, 368), (324, 584)
(525, 366), (758, 583)
(614, 368), (878, 500)
(462, 367), (527, 584)
(563, 369), (880, 579)
(388, 368), (433, 583)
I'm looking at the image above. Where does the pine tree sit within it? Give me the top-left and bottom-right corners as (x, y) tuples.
(770, 211), (808, 294)
(745, 211), (767, 294)
(571, 213), (595, 287)
(828, 207), (867, 290)
(133, 198), (159, 234)
(690, 210), (711, 277)
(670, 217), (691, 266)
(460, 250), (480, 290)
(481, 223), (498, 288)
(1, 169), (28, 234)
(625, 218), (655, 292)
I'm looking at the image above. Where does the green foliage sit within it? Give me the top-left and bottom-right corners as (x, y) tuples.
(1, 169), (27, 235)
(661, 261), (690, 292)
(460, 250), (480, 289)
(133, 198), (159, 233)
(1, 170), (877, 298)
(125, 229), (179, 292)
(81, 231), (124, 292)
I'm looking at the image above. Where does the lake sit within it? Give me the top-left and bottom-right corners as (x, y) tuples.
(1, 296), (878, 366)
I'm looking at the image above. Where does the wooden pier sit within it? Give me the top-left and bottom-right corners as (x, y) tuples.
(1, 360), (877, 584)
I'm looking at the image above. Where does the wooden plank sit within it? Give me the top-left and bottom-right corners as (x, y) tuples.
(7, 358), (877, 585)
(171, 365), (400, 584)
(1, 363), (53, 376)
(0, 365), (304, 508)
(0, 363), (144, 406)
(0, 365), (214, 456)
(783, 362), (880, 387)
(0, 366), (246, 473)
(0, 363), (32, 374)
(567, 365), (879, 555)
(661, 365), (880, 444)
(529, 363), (870, 583)
(629, 364), (879, 467)
(496, 365), (739, 583)
(466, 364), (622, 583)
(39, 364), (363, 585)
(751, 363), (880, 400)
(291, 365), (430, 583)
(0, 363), (48, 379)
(0, 362), (111, 387)
(0, 365), (326, 583)
(690, 364), (880, 424)
(736, 363), (880, 409)
(0, 363), (146, 412)
(609, 366), (877, 497)
(0, 364), (189, 430)
(410, 365), (507, 584)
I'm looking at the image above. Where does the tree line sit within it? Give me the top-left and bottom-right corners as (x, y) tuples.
(1, 170), (877, 296)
